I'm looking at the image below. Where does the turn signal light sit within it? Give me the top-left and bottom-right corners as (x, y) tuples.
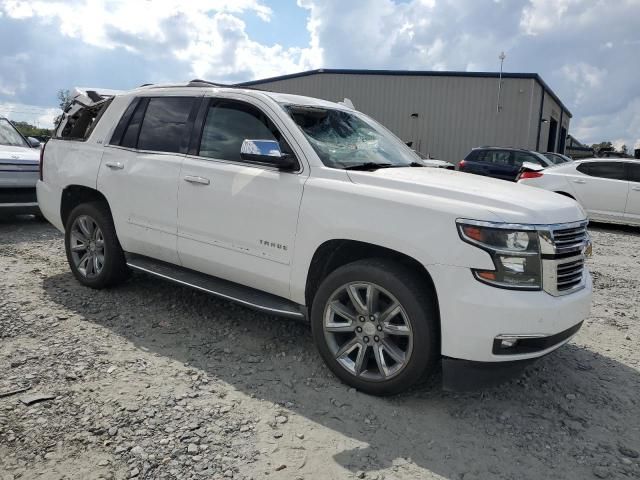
(476, 271), (497, 281)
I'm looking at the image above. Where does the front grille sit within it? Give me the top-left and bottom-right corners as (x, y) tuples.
(541, 221), (589, 296)
(551, 224), (589, 253)
(0, 187), (37, 204)
(556, 257), (585, 292)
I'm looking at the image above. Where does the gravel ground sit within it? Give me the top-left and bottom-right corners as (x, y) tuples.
(1, 217), (639, 480)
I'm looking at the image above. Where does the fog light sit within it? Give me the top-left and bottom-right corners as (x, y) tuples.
(499, 339), (518, 349)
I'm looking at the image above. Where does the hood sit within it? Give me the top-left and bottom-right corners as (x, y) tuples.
(347, 167), (587, 225)
(0, 144), (40, 165)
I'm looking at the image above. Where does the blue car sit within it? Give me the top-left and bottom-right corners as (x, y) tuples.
(458, 147), (555, 182)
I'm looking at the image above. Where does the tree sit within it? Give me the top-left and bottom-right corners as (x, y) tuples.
(620, 144), (628, 155)
(53, 89), (73, 126)
(11, 120), (52, 138)
(590, 141), (613, 152)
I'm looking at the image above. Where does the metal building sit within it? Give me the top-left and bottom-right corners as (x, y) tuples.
(239, 69), (572, 164)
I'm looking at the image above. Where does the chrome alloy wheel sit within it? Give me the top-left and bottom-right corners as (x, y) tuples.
(323, 282), (414, 380)
(69, 215), (105, 278)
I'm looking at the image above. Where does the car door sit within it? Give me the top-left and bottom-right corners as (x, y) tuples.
(567, 162), (629, 222)
(176, 96), (308, 299)
(624, 162), (640, 225)
(98, 95), (200, 264)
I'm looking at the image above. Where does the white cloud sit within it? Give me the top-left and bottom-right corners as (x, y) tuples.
(0, 101), (59, 128)
(1, 0), (639, 149)
(0, 0), (317, 82)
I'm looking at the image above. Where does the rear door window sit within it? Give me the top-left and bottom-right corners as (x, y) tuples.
(137, 97), (195, 153)
(626, 163), (640, 182)
(483, 150), (511, 166)
(577, 162), (626, 180)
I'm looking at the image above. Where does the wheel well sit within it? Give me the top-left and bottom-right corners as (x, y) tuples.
(60, 185), (110, 227)
(305, 239), (439, 319)
(555, 191), (575, 200)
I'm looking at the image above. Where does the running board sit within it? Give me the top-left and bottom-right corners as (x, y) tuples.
(125, 253), (306, 320)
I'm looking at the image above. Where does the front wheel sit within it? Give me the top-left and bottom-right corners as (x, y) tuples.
(64, 201), (129, 288)
(311, 259), (439, 396)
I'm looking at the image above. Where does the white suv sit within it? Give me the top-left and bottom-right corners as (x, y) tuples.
(37, 81), (592, 395)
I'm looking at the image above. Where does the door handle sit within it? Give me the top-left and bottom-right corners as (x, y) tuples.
(184, 175), (210, 185)
(632, 186), (640, 191)
(105, 161), (124, 170)
(573, 179), (586, 184)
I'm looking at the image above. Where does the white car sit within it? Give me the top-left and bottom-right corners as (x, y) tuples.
(37, 81), (592, 394)
(0, 117), (41, 216)
(518, 158), (640, 226)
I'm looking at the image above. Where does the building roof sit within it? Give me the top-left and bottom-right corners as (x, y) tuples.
(238, 68), (572, 118)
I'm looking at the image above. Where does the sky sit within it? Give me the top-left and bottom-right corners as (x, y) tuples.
(0, 0), (638, 150)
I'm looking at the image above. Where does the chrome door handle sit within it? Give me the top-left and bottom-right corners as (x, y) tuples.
(105, 161), (124, 170)
(632, 186), (640, 191)
(184, 175), (210, 185)
(573, 179), (586, 184)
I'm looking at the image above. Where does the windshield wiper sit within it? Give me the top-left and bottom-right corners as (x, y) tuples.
(343, 162), (395, 171)
(409, 161), (425, 167)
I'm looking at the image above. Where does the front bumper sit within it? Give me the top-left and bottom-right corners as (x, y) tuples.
(428, 263), (592, 363)
(441, 321), (583, 391)
(0, 187), (40, 215)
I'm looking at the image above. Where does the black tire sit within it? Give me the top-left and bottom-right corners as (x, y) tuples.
(64, 201), (129, 288)
(311, 258), (439, 396)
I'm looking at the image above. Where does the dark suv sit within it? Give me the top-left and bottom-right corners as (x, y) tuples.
(459, 147), (554, 182)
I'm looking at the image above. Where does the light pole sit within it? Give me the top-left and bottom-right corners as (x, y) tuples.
(497, 51), (506, 113)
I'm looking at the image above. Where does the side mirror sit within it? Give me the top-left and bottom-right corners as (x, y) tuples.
(28, 137), (41, 148)
(240, 139), (297, 171)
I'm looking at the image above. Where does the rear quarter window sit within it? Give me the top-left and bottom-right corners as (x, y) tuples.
(136, 97), (195, 153)
(56, 98), (113, 141)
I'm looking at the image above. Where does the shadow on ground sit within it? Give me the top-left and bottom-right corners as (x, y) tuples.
(41, 267), (640, 480)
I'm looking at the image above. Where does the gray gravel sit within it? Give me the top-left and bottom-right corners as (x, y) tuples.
(1, 216), (639, 480)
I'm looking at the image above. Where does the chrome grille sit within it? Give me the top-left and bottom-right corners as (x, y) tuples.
(556, 257), (585, 292)
(540, 221), (590, 296)
(551, 224), (589, 254)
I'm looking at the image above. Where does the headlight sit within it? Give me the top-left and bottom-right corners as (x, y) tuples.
(457, 220), (542, 290)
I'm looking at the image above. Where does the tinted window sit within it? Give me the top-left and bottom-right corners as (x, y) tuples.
(120, 100), (147, 149)
(513, 151), (542, 167)
(109, 98), (140, 146)
(480, 150), (511, 166)
(465, 150), (480, 161)
(136, 97), (195, 153)
(627, 163), (640, 183)
(199, 101), (283, 162)
(577, 162), (626, 180)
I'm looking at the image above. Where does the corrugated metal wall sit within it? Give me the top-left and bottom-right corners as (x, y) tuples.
(250, 73), (570, 163)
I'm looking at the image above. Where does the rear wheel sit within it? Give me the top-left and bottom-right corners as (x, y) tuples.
(64, 202), (129, 288)
(311, 259), (439, 395)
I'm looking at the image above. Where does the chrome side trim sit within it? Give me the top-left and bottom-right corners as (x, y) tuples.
(495, 333), (546, 340)
(126, 262), (306, 319)
(0, 202), (39, 207)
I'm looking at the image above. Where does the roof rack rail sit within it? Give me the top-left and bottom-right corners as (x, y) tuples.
(188, 79), (227, 87)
